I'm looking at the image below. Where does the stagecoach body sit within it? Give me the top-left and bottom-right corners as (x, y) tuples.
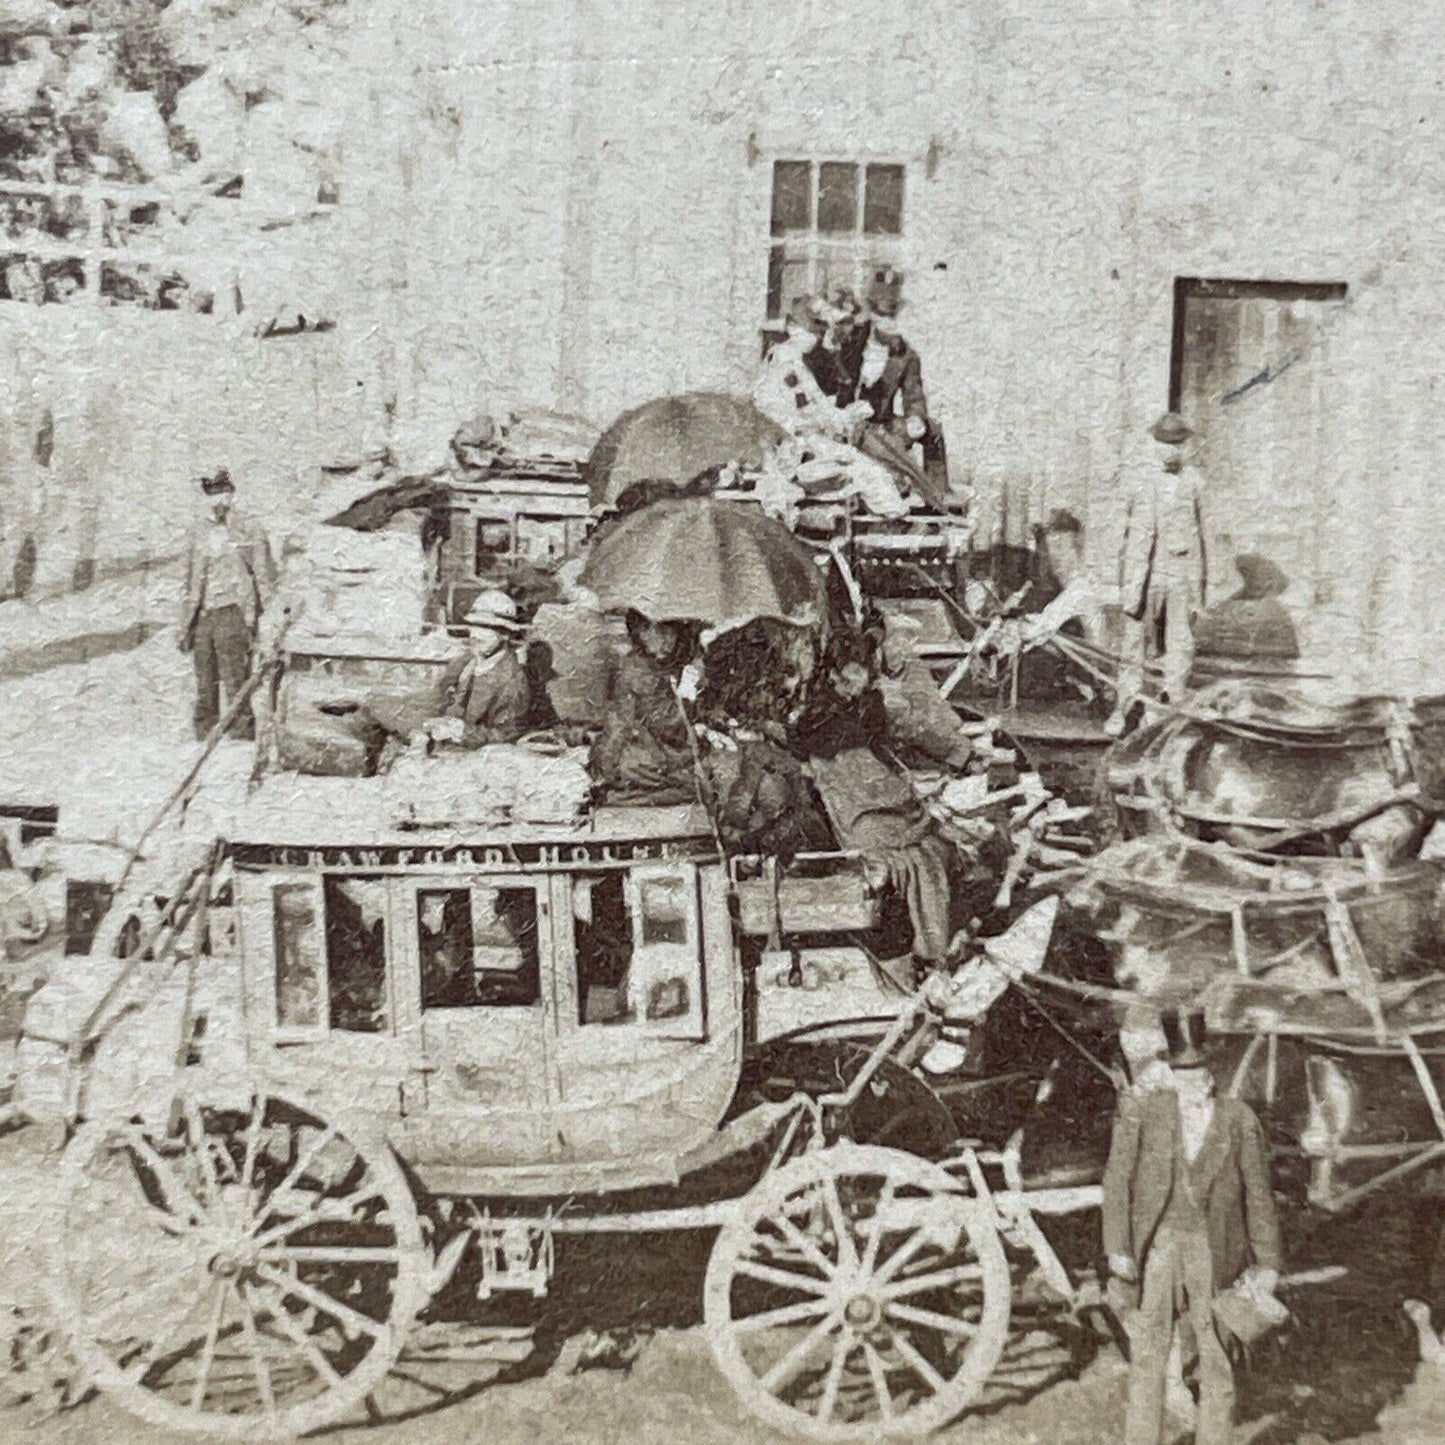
(18, 782), (748, 1192)
(437, 475), (594, 621)
(9, 765), (1101, 1443)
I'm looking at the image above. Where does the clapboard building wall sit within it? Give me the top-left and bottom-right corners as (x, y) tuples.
(5, 0), (1445, 688)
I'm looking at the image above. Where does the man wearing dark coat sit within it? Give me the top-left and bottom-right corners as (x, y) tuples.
(1103, 1010), (1282, 1445)
(856, 267), (949, 490)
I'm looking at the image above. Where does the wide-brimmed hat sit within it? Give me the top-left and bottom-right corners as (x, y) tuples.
(198, 467), (235, 496)
(1161, 1006), (1211, 1069)
(1150, 412), (1193, 445)
(462, 589), (524, 632)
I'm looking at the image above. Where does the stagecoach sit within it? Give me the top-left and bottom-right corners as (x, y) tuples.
(9, 767), (1103, 1441)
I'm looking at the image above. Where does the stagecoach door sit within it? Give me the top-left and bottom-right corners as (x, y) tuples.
(544, 862), (711, 1155)
(256, 871), (413, 1114)
(400, 873), (558, 1161)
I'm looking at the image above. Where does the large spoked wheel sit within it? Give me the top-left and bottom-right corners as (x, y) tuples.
(50, 1090), (429, 1440)
(705, 1143), (1010, 1441)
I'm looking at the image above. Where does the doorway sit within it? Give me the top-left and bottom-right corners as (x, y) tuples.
(1168, 277), (1348, 622)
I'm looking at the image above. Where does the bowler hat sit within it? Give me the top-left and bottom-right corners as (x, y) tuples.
(1161, 1007), (1211, 1068)
(462, 588), (523, 633)
(1150, 412), (1193, 445)
(199, 467), (235, 496)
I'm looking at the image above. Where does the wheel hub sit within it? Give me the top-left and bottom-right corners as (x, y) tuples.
(208, 1249), (244, 1279)
(843, 1294), (880, 1329)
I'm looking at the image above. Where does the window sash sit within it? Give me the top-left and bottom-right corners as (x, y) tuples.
(272, 880), (329, 1043)
(624, 863), (706, 1040)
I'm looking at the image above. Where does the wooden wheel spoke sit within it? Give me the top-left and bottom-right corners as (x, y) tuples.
(768, 1211), (839, 1279)
(188, 1281), (231, 1412)
(115, 1134), (206, 1227)
(815, 1331), (854, 1425)
(885, 1300), (977, 1338)
(733, 1256), (832, 1297)
(733, 1297), (834, 1334)
(860, 1175), (896, 1275)
(885, 1325), (948, 1397)
(872, 1225), (928, 1288)
(240, 1096), (267, 1199)
(236, 1279), (277, 1416)
(862, 1339), (894, 1421)
(815, 1173), (858, 1270)
(880, 1263), (982, 1300)
(268, 1124), (344, 1209)
(244, 1282), (343, 1388)
(248, 1185), (386, 1248)
(253, 1264), (387, 1343)
(117, 1290), (213, 1383)
(759, 1313), (840, 1395)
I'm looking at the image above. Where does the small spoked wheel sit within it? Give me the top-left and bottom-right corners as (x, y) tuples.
(50, 1090), (428, 1440)
(705, 1143), (1009, 1440)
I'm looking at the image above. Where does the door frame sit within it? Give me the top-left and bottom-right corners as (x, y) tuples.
(1167, 277), (1349, 411)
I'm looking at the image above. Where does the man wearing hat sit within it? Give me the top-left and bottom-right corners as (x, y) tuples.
(177, 468), (277, 740)
(1103, 1008), (1282, 1445)
(856, 266), (949, 490)
(426, 589), (531, 749)
(1116, 412), (1209, 730)
(807, 285), (869, 403)
(753, 293), (876, 444)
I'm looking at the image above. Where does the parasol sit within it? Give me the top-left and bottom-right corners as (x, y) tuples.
(578, 495), (827, 630)
(584, 392), (788, 508)
(322, 477), (452, 531)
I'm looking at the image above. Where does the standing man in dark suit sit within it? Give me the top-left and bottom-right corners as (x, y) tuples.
(857, 266), (949, 491)
(1102, 1010), (1282, 1445)
(178, 468), (276, 740)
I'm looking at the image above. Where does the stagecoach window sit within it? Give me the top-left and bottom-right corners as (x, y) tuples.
(574, 874), (635, 1025)
(274, 884), (325, 1031)
(418, 886), (540, 1008)
(323, 878), (390, 1033)
(475, 520), (513, 568)
(639, 877), (689, 946)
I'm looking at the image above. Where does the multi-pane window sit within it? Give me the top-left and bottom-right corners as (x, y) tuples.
(765, 159), (905, 326)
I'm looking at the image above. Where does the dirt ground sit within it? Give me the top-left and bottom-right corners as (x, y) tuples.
(0, 1111), (1438, 1445)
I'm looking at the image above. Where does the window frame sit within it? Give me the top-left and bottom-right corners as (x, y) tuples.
(623, 862), (707, 1041)
(763, 155), (909, 332)
(414, 878), (546, 1013)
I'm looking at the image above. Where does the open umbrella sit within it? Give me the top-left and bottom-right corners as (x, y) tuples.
(584, 392), (788, 508)
(579, 496), (827, 630)
(322, 476), (452, 531)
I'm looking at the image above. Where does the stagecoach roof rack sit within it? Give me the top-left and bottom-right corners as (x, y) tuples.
(228, 771), (715, 858)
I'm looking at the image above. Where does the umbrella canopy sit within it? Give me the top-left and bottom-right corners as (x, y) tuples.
(584, 392), (788, 508)
(322, 476), (452, 531)
(579, 496), (828, 630)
